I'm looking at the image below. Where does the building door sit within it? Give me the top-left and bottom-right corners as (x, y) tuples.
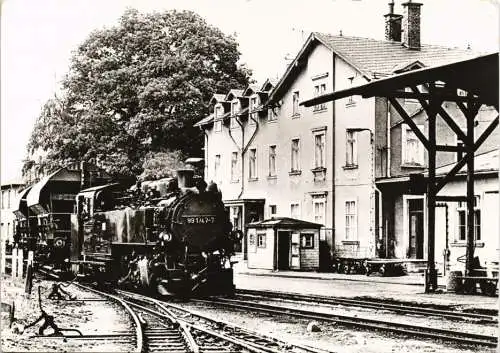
(277, 231), (290, 270)
(408, 198), (424, 259)
(230, 206), (243, 253)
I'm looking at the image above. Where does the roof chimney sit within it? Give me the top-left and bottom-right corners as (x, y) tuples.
(402, 1), (422, 50)
(384, 1), (403, 42)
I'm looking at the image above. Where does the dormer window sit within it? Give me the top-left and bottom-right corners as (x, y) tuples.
(215, 106), (222, 118)
(231, 101), (239, 116)
(249, 96), (258, 125)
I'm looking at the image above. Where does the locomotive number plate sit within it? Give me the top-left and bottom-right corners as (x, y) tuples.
(183, 215), (217, 224)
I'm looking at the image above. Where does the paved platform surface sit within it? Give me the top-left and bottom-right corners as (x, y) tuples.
(233, 260), (499, 311)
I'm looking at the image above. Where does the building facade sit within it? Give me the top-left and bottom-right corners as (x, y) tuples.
(195, 1), (498, 268)
(1, 183), (25, 245)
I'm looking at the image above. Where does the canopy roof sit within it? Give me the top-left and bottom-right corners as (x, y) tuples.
(12, 186), (32, 219)
(26, 168), (80, 208)
(301, 53), (499, 109)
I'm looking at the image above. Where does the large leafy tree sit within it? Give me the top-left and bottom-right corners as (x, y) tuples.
(25, 9), (251, 177)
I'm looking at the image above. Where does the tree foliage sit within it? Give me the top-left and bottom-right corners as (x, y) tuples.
(25, 9), (251, 177)
(139, 150), (186, 181)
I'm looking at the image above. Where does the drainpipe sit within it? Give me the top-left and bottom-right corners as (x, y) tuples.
(238, 112), (260, 199)
(386, 99), (391, 177)
(375, 185), (384, 257)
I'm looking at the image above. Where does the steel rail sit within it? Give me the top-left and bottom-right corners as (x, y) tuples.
(73, 283), (144, 353)
(116, 289), (335, 353)
(236, 288), (497, 323)
(197, 297), (497, 348)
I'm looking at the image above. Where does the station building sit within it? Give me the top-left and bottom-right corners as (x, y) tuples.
(195, 1), (499, 271)
(1, 182), (25, 245)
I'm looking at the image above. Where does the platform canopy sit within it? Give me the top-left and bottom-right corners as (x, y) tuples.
(301, 52), (499, 293)
(301, 52), (498, 109)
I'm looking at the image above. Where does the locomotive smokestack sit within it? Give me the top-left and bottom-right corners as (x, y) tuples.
(177, 169), (195, 188)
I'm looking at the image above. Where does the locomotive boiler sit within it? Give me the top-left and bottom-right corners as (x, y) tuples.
(73, 169), (237, 297)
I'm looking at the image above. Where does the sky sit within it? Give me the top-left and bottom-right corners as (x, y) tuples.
(1, 0), (499, 183)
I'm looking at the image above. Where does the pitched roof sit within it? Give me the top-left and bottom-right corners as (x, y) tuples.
(209, 94), (227, 105)
(268, 32), (482, 105)
(194, 113), (214, 127)
(225, 89), (244, 100)
(314, 32), (479, 77)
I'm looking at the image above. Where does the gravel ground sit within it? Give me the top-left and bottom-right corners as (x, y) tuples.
(177, 301), (496, 353)
(235, 295), (497, 337)
(1, 276), (136, 352)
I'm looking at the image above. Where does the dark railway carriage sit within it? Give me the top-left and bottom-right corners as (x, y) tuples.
(74, 169), (237, 297)
(12, 163), (113, 269)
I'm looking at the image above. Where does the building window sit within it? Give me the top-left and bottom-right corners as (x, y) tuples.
(231, 152), (238, 182)
(214, 155), (221, 182)
(231, 101), (239, 116)
(257, 233), (266, 248)
(249, 96), (258, 124)
(314, 133), (326, 168)
(290, 203), (300, 219)
(345, 200), (357, 240)
(215, 106), (222, 118)
(249, 148), (257, 179)
(291, 139), (300, 172)
(1, 191), (6, 209)
(269, 205), (277, 217)
(457, 196), (481, 241)
(268, 108), (278, 122)
(346, 130), (358, 167)
(313, 83), (327, 111)
(292, 91), (300, 116)
(249, 233), (256, 245)
(313, 197), (326, 225)
(268, 145), (277, 176)
(402, 124), (424, 165)
(230, 117), (239, 129)
(214, 119), (222, 133)
(301, 233), (314, 249)
(404, 87), (419, 104)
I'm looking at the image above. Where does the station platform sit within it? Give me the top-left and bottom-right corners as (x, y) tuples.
(232, 260), (499, 312)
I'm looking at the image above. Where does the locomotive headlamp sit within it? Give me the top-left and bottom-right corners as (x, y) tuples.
(54, 238), (66, 248)
(159, 232), (172, 242)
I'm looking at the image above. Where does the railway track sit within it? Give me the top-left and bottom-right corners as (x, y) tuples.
(116, 289), (336, 353)
(195, 297), (498, 348)
(236, 288), (498, 323)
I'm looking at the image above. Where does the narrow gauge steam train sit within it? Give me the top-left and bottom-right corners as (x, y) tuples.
(74, 169), (237, 297)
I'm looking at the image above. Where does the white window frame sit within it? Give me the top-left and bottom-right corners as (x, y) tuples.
(269, 204), (277, 218)
(214, 119), (222, 133)
(313, 83), (327, 111)
(312, 196), (326, 225)
(290, 202), (300, 219)
(291, 138), (301, 172)
(346, 130), (358, 167)
(257, 233), (266, 248)
(249, 96), (258, 124)
(292, 91), (300, 116)
(268, 145), (277, 177)
(402, 124), (425, 166)
(230, 151), (239, 182)
(300, 233), (314, 249)
(345, 199), (357, 240)
(230, 117), (239, 129)
(457, 196), (481, 241)
(249, 148), (257, 180)
(313, 131), (326, 169)
(214, 154), (221, 182)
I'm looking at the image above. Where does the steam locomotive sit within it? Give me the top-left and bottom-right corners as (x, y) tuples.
(74, 169), (237, 297)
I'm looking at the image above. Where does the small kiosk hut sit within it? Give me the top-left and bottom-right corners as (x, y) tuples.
(246, 217), (322, 271)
